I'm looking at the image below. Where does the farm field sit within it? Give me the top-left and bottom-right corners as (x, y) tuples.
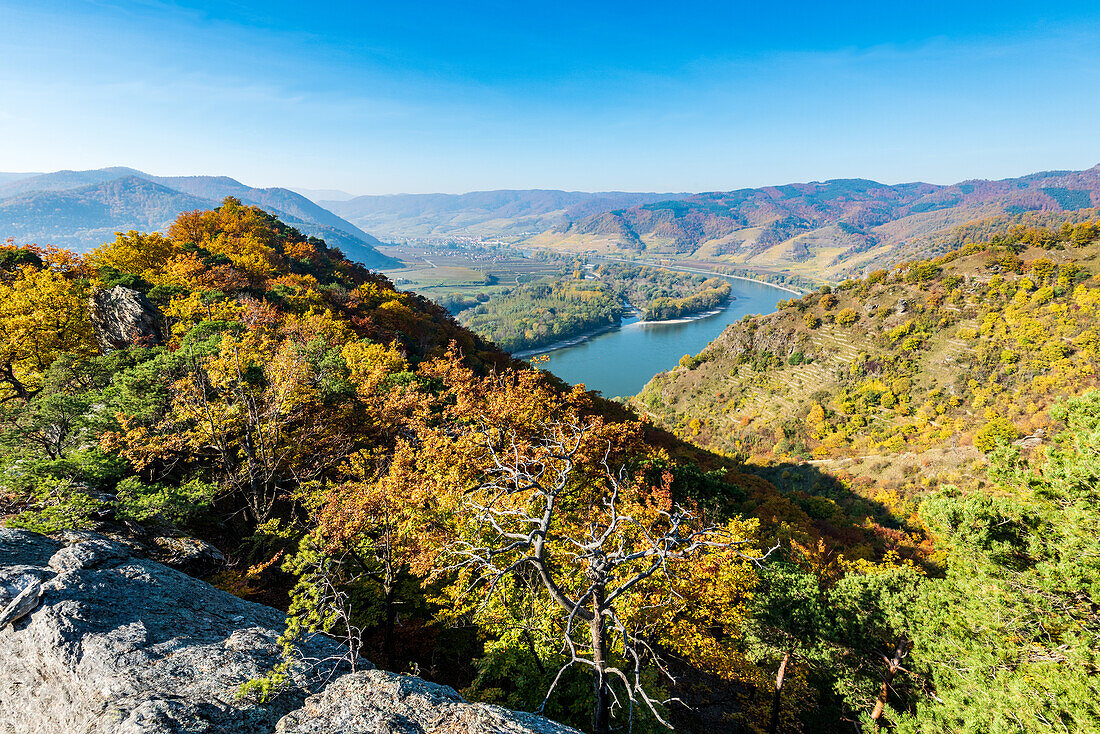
(377, 242), (568, 303)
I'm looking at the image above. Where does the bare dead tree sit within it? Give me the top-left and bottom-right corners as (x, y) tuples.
(453, 420), (769, 733)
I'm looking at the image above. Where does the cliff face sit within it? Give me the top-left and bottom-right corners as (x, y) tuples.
(0, 530), (576, 734)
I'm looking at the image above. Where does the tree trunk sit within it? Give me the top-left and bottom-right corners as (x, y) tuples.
(590, 587), (611, 734)
(523, 629), (546, 674)
(382, 564), (397, 670)
(0, 362), (31, 402)
(871, 635), (908, 726)
(241, 428), (265, 522)
(767, 651), (792, 734)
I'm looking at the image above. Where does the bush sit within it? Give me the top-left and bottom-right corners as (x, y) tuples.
(6, 479), (105, 533)
(115, 477), (218, 525)
(974, 417), (1019, 453)
(679, 352), (707, 370)
(97, 265), (152, 292)
(835, 308), (859, 326)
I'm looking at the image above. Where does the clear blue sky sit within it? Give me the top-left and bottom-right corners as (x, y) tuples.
(2, 0), (1099, 194)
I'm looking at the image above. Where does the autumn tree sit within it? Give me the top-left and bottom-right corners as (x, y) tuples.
(0, 247), (95, 401)
(313, 442), (445, 669)
(112, 317), (361, 523)
(455, 420), (759, 733)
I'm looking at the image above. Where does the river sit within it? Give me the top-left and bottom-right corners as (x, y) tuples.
(525, 277), (793, 398)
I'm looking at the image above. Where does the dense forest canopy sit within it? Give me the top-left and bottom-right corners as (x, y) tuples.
(595, 263), (733, 321)
(457, 275), (624, 352)
(1, 201), (1097, 733)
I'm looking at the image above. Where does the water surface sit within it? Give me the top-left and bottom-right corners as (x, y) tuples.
(530, 278), (792, 398)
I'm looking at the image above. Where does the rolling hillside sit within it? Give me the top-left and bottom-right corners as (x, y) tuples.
(0, 167), (398, 268)
(634, 215), (1100, 496)
(531, 166), (1100, 279)
(324, 189), (689, 239)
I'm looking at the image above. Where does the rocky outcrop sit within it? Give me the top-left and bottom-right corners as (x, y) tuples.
(0, 529), (321, 734)
(276, 671), (575, 734)
(0, 529), (576, 734)
(88, 286), (163, 352)
(74, 523), (227, 578)
(699, 320), (807, 363)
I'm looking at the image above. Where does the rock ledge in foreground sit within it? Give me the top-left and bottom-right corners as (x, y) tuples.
(0, 529), (577, 734)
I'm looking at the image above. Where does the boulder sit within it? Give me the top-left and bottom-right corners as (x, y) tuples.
(88, 286), (163, 353)
(65, 524), (228, 578)
(1014, 427), (1046, 449)
(276, 670), (576, 734)
(0, 529), (330, 734)
(0, 530), (577, 734)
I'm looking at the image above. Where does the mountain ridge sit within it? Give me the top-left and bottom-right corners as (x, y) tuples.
(0, 168), (397, 269)
(323, 189), (691, 239)
(533, 166), (1100, 278)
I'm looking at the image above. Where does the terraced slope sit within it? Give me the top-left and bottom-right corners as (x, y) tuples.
(634, 219), (1100, 494)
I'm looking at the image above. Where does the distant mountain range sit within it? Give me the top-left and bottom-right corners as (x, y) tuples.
(6, 165), (1100, 280)
(0, 168), (398, 269)
(323, 190), (691, 239)
(526, 166), (1100, 278)
(292, 187), (358, 203)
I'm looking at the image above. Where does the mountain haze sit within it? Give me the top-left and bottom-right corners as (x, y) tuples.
(0, 176), (212, 250)
(0, 168), (398, 268)
(324, 189), (690, 239)
(6, 164), (1100, 279)
(292, 187), (358, 202)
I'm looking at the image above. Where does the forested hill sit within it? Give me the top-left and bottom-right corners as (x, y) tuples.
(451, 262), (733, 353)
(531, 166), (1100, 279)
(2, 200), (1097, 733)
(322, 189), (690, 239)
(637, 216), (1100, 484)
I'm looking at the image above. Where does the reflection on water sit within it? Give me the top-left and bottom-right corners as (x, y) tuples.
(531, 278), (790, 398)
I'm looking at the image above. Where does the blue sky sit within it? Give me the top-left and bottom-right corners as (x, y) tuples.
(2, 0), (1099, 194)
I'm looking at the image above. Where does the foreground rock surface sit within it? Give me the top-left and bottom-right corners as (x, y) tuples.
(0, 529), (576, 734)
(277, 670), (574, 734)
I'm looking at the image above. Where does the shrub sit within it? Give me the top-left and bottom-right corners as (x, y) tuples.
(974, 417), (1019, 453)
(835, 308), (859, 326)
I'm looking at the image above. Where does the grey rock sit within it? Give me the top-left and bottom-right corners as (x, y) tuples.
(47, 537), (129, 573)
(275, 670), (577, 734)
(147, 533), (226, 577)
(77, 525), (228, 578)
(0, 529), (342, 734)
(88, 286), (163, 353)
(0, 577), (43, 629)
(0, 529), (577, 734)
(1015, 427), (1046, 449)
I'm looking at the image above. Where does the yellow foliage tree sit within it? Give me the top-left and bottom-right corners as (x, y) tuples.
(0, 261), (95, 400)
